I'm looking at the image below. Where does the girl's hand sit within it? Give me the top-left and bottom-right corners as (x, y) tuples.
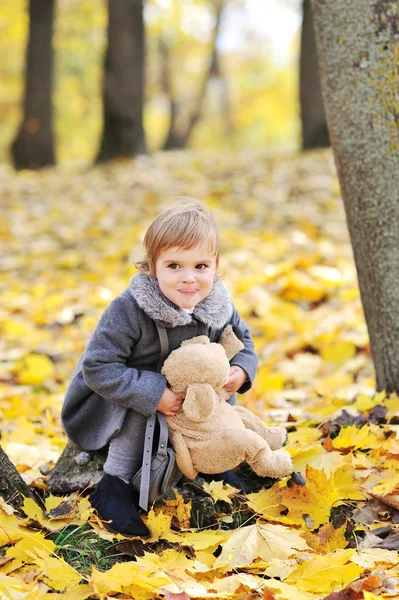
(157, 387), (183, 416)
(224, 366), (248, 395)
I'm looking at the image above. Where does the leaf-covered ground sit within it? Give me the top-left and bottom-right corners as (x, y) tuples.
(1, 148), (399, 599)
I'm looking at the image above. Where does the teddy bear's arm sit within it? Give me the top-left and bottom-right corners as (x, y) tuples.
(170, 431), (198, 479)
(183, 383), (217, 422)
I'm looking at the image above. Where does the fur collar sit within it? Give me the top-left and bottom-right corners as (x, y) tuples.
(129, 273), (233, 328)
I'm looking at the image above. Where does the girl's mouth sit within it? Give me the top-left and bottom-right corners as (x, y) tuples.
(179, 289), (197, 295)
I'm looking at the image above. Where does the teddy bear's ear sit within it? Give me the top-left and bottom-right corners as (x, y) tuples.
(218, 325), (244, 360)
(181, 335), (210, 347)
(183, 383), (216, 422)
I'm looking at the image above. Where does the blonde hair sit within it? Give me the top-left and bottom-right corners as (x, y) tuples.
(135, 199), (220, 275)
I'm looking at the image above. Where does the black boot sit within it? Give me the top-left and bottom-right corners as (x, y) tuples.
(89, 472), (150, 538)
(201, 470), (248, 494)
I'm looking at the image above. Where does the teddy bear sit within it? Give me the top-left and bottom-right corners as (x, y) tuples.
(161, 325), (293, 482)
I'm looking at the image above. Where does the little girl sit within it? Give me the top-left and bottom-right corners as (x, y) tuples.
(61, 201), (258, 537)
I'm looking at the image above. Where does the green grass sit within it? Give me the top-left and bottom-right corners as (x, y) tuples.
(49, 523), (129, 575)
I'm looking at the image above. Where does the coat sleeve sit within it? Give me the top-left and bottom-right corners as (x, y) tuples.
(81, 295), (166, 416)
(228, 307), (259, 394)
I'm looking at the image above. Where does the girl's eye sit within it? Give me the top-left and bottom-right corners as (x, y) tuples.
(195, 264), (208, 270)
(168, 264), (180, 270)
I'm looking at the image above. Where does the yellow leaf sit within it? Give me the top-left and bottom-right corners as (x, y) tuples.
(144, 507), (172, 542)
(280, 271), (325, 302)
(0, 508), (26, 546)
(203, 480), (239, 504)
(162, 493), (191, 529)
(263, 558), (297, 581)
(292, 445), (346, 475)
(332, 424), (385, 451)
(248, 466), (340, 529)
(15, 354), (54, 385)
(44, 494), (65, 513)
(214, 522), (310, 568)
(334, 463), (365, 500)
(168, 529), (229, 552)
(91, 562), (171, 597)
(285, 549), (363, 594)
(363, 592), (383, 600)
(262, 578), (320, 600)
(352, 394), (379, 412)
(25, 548), (82, 592)
(21, 498), (47, 528)
(0, 572), (41, 598)
(351, 547), (399, 568)
(210, 572), (270, 594)
(303, 523), (347, 553)
(370, 474), (399, 496)
(320, 341), (356, 366)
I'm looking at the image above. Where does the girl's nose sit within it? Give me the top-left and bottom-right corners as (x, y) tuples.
(182, 271), (195, 283)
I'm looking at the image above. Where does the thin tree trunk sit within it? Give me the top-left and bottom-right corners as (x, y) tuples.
(311, 0), (399, 392)
(211, 47), (235, 136)
(0, 446), (42, 511)
(300, 0), (329, 149)
(11, 0), (56, 170)
(162, 1), (225, 150)
(96, 0), (146, 163)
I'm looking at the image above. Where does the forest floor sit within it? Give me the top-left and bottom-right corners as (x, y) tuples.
(1, 148), (399, 599)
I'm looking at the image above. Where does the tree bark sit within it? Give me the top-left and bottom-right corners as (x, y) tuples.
(11, 0), (56, 170)
(96, 0), (146, 163)
(311, 0), (399, 392)
(162, 1), (225, 150)
(300, 0), (329, 149)
(0, 446), (42, 511)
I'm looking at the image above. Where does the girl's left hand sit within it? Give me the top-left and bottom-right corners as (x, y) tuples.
(224, 366), (248, 395)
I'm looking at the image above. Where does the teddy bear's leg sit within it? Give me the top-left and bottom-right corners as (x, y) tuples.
(234, 406), (287, 450)
(170, 431), (199, 480)
(240, 429), (293, 479)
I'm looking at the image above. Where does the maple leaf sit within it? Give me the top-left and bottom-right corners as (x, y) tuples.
(285, 549), (364, 594)
(332, 424), (385, 452)
(214, 522), (310, 568)
(144, 507), (173, 542)
(248, 466), (340, 529)
(304, 523), (348, 553)
(202, 480), (239, 504)
(162, 493), (192, 529)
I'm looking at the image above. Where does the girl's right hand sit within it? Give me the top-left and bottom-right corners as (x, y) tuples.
(157, 387), (183, 416)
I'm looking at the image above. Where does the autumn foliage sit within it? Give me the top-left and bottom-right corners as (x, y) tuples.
(1, 149), (399, 598)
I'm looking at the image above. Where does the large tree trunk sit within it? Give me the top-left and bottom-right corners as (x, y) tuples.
(300, 0), (329, 150)
(311, 0), (399, 392)
(11, 0), (56, 170)
(162, 1), (225, 150)
(96, 0), (146, 163)
(0, 446), (42, 511)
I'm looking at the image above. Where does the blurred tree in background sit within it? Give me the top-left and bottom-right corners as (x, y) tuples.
(96, 0), (146, 163)
(0, 0), (301, 167)
(299, 0), (328, 150)
(11, 0), (56, 169)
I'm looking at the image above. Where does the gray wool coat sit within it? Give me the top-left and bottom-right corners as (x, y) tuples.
(61, 273), (259, 451)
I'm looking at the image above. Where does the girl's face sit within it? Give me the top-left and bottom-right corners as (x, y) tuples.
(155, 243), (217, 309)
